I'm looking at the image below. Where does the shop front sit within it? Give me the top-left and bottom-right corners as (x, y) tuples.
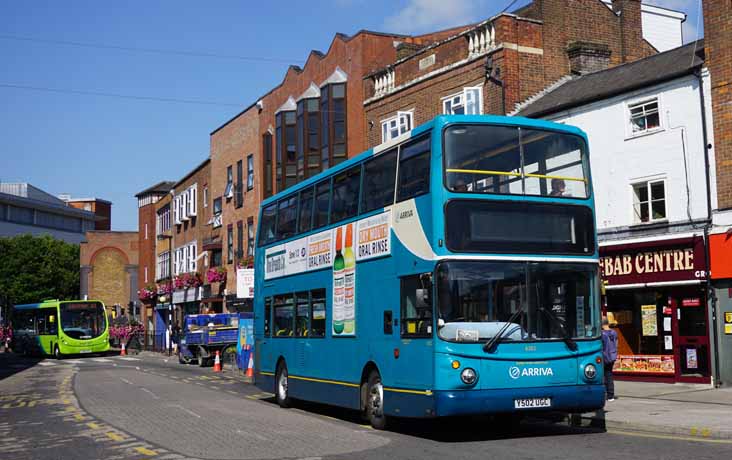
(600, 235), (710, 384)
(173, 287), (202, 323)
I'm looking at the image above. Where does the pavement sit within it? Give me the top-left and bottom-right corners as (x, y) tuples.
(578, 380), (732, 440)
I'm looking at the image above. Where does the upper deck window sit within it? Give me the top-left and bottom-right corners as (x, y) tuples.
(444, 125), (589, 199)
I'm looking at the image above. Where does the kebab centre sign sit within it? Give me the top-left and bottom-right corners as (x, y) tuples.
(600, 237), (707, 286)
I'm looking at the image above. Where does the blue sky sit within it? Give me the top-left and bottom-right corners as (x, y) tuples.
(0, 0), (701, 231)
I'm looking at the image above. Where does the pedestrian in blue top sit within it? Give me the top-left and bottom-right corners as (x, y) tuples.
(601, 317), (618, 401)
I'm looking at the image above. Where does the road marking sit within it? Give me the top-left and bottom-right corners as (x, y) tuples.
(38, 361), (57, 366)
(64, 359), (84, 364)
(91, 358), (112, 363)
(609, 429), (732, 444)
(106, 432), (125, 442)
(170, 404), (201, 419)
(140, 388), (160, 400)
(87, 422), (102, 430)
(120, 378), (134, 385)
(118, 357), (140, 361)
(74, 413), (85, 421)
(134, 446), (158, 456)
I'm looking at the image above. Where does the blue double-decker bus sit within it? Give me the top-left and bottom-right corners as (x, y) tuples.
(254, 114), (604, 429)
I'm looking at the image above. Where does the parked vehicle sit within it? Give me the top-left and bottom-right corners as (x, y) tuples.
(178, 313), (239, 367)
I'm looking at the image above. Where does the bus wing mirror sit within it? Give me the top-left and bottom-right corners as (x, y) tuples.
(437, 318), (445, 328)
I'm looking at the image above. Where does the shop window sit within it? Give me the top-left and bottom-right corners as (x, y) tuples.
(381, 111), (413, 143)
(633, 180), (666, 223)
(361, 148), (397, 213)
(628, 97), (661, 135)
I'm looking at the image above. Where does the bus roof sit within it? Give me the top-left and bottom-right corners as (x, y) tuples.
(14, 300), (103, 310)
(260, 114), (586, 207)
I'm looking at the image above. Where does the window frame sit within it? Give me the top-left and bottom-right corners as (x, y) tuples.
(247, 217), (255, 257)
(396, 133), (431, 203)
(236, 160), (243, 208)
(247, 154), (254, 191)
(381, 110), (414, 143)
(361, 147), (398, 213)
(626, 95), (663, 138)
(227, 225), (234, 264)
(442, 86), (483, 115)
(400, 274), (433, 338)
(631, 178), (667, 224)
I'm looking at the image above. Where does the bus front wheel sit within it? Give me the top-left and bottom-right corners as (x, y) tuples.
(275, 361), (291, 408)
(54, 345), (62, 360)
(367, 370), (387, 430)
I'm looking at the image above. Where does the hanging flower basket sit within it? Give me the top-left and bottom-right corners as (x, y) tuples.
(138, 284), (157, 301)
(175, 272), (203, 289)
(207, 267), (227, 283)
(157, 282), (172, 295)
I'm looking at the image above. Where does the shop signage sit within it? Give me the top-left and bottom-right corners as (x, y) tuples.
(613, 354), (675, 374)
(681, 298), (701, 307)
(236, 268), (254, 299)
(600, 237), (706, 286)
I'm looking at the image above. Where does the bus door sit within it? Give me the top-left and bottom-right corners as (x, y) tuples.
(394, 273), (434, 390)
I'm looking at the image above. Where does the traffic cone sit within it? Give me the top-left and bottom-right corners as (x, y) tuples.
(213, 350), (222, 372)
(245, 349), (254, 378)
(120, 342), (126, 356)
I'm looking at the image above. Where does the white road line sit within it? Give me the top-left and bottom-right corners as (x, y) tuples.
(117, 357), (140, 361)
(169, 404), (201, 419)
(91, 358), (112, 362)
(120, 378), (134, 385)
(140, 388), (160, 400)
(38, 361), (57, 366)
(63, 360), (84, 364)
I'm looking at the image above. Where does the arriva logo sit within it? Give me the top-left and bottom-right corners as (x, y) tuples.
(509, 366), (554, 379)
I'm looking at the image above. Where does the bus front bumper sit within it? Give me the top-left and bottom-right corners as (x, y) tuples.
(433, 384), (605, 417)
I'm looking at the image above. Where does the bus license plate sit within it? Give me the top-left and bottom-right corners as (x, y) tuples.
(514, 397), (551, 409)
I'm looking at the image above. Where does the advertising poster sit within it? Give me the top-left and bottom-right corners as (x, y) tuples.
(356, 210), (391, 261)
(264, 244), (286, 280)
(614, 354), (674, 374)
(236, 268), (255, 299)
(285, 238), (308, 276)
(332, 223), (356, 337)
(641, 305), (658, 336)
(307, 229), (333, 271)
(664, 335), (673, 350)
(686, 348), (698, 369)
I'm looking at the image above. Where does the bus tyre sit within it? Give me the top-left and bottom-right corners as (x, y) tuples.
(275, 362), (291, 408)
(366, 370), (387, 430)
(54, 345), (62, 360)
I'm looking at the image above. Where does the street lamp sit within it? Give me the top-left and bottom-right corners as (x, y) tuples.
(157, 234), (174, 356)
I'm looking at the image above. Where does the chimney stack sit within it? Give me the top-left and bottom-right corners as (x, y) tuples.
(566, 41), (612, 75)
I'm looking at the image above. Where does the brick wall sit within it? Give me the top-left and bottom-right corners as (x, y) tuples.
(137, 202), (157, 288)
(80, 231), (138, 318)
(704, 0), (732, 210)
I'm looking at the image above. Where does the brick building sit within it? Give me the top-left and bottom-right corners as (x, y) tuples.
(208, 29), (455, 310)
(63, 197), (112, 230)
(135, 181), (174, 339)
(79, 231), (139, 320)
(169, 159), (212, 321)
(362, 0), (662, 148)
(703, 0), (732, 386)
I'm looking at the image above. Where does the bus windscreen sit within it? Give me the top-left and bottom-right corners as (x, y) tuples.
(60, 302), (106, 340)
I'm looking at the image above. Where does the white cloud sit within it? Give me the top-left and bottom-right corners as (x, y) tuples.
(383, 0), (487, 34)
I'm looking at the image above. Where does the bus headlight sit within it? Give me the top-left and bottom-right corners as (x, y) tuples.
(584, 363), (597, 380)
(460, 368), (477, 385)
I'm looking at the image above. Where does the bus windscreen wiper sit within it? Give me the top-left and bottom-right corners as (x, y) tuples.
(539, 307), (578, 351)
(483, 308), (523, 353)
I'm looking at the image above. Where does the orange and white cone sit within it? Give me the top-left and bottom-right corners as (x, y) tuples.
(213, 350), (222, 372)
(120, 342), (126, 356)
(245, 350), (254, 378)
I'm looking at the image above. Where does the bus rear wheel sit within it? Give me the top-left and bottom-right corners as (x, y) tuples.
(366, 370), (387, 430)
(275, 361), (291, 408)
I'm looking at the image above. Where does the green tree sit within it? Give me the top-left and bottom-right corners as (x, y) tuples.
(0, 234), (80, 305)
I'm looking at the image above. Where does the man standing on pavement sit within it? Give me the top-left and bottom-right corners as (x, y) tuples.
(602, 318), (618, 401)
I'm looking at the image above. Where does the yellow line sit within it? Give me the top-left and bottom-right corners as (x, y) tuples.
(134, 446), (158, 456)
(446, 168), (587, 183)
(74, 414), (85, 421)
(27, 401), (37, 408)
(259, 371), (274, 376)
(106, 432), (124, 442)
(384, 387), (433, 396)
(87, 422), (101, 430)
(608, 429), (732, 444)
(289, 375), (360, 388)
